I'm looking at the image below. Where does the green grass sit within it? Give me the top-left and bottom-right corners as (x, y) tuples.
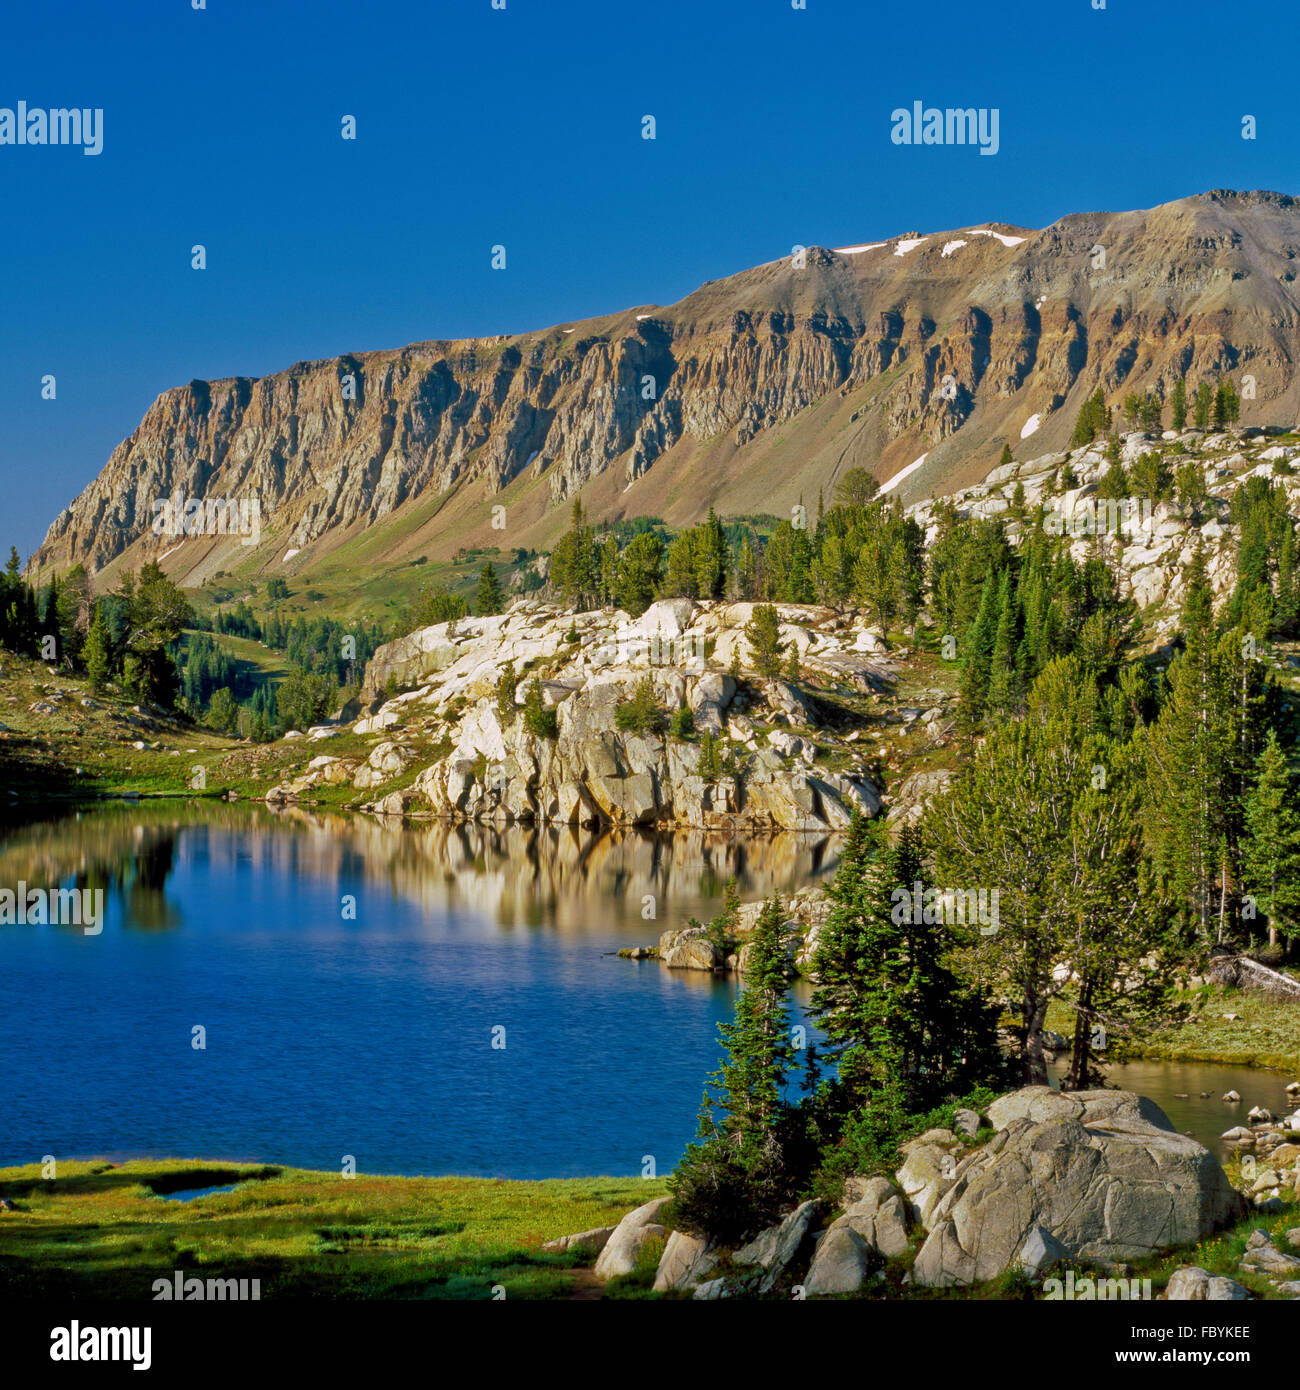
(1137, 985), (1300, 1072)
(0, 1158), (665, 1301)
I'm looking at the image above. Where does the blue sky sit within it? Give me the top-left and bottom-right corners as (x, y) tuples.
(2, 0), (1296, 558)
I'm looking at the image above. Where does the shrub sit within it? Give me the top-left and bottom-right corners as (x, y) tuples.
(522, 678), (558, 739)
(698, 730), (722, 780)
(669, 706), (695, 739)
(615, 676), (665, 734)
(496, 662), (518, 724)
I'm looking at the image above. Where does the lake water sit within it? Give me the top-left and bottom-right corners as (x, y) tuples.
(0, 802), (1290, 1179)
(0, 802), (836, 1180)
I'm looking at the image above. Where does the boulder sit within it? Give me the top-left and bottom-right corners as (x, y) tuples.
(692, 1277), (730, 1301)
(910, 1088), (1245, 1287)
(542, 1225), (615, 1255)
(803, 1224), (871, 1295)
(733, 1200), (821, 1293)
(1238, 1230), (1300, 1278)
(659, 928), (721, 971)
(836, 1177), (910, 1259)
(953, 1108), (982, 1139)
(896, 1136), (962, 1229)
(593, 1196), (671, 1279)
(1016, 1225), (1069, 1276)
(652, 1230), (718, 1292)
(1165, 1266), (1251, 1301)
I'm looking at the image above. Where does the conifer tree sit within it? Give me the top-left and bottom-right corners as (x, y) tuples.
(693, 507), (729, 600)
(810, 818), (996, 1108)
(1171, 377), (1188, 431)
(476, 562), (504, 616)
(669, 895), (800, 1241)
(745, 604), (786, 678)
(83, 602), (112, 693)
(1242, 731), (1300, 949)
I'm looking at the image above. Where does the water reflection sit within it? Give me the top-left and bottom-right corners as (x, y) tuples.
(0, 800), (843, 940)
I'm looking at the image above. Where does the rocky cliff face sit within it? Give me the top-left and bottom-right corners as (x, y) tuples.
(29, 190), (1300, 583)
(275, 597), (893, 833)
(915, 423), (1300, 636)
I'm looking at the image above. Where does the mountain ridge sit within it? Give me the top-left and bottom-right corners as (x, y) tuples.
(27, 188), (1300, 587)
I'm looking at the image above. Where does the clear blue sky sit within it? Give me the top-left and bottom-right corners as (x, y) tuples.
(2, 0), (1295, 559)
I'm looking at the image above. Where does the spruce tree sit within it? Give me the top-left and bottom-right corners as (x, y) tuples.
(1171, 377), (1188, 431)
(84, 603), (112, 693)
(1242, 731), (1300, 949)
(476, 562), (504, 616)
(669, 895), (800, 1241)
(745, 604), (786, 678)
(810, 818), (995, 1108)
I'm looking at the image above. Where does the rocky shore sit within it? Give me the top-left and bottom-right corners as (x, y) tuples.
(547, 1085), (1300, 1299)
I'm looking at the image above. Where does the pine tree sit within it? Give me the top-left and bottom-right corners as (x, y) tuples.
(1070, 387), (1109, 447)
(958, 574), (999, 726)
(985, 573), (1022, 714)
(1171, 377), (1188, 431)
(998, 442), (1014, 467)
(694, 507), (729, 600)
(476, 562), (504, 616)
(1194, 382), (1214, 429)
(810, 817), (995, 1108)
(83, 602), (112, 693)
(745, 604), (786, 678)
(1275, 521), (1299, 635)
(1242, 731), (1300, 949)
(669, 895), (800, 1242)
(931, 657), (1173, 1085)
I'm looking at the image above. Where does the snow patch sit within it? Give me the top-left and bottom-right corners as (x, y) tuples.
(524, 451), (540, 467)
(941, 239), (968, 257)
(834, 242), (886, 255)
(159, 543), (183, 561)
(894, 238), (927, 256)
(636, 314), (653, 320)
(283, 548), (300, 562)
(879, 453), (929, 494)
(969, 228), (1027, 247)
(1020, 414), (1042, 440)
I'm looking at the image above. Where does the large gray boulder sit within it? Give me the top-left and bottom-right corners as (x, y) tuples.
(896, 1131), (964, 1229)
(594, 1196), (670, 1279)
(1165, 1266), (1251, 1301)
(803, 1224), (872, 1295)
(733, 1200), (821, 1293)
(659, 926), (722, 971)
(652, 1230), (718, 1292)
(910, 1087), (1245, 1287)
(839, 1176), (910, 1257)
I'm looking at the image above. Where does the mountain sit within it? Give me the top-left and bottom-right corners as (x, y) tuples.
(28, 189), (1300, 587)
